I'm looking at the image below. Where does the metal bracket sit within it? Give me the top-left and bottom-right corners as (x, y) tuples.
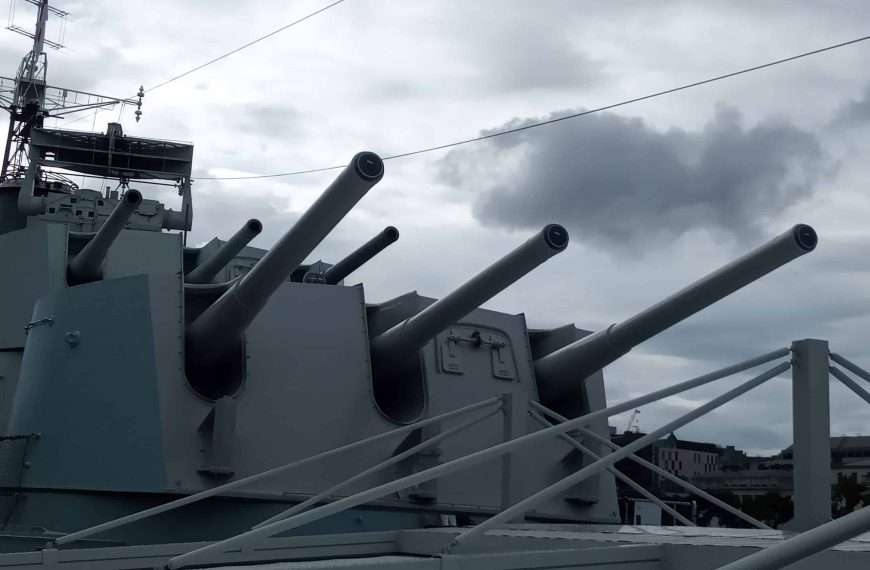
(24, 315), (54, 333)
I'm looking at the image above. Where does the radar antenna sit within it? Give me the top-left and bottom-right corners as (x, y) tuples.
(0, 0), (140, 181)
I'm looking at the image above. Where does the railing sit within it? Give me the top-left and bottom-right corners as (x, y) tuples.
(716, 349), (870, 569)
(56, 341), (870, 569)
(163, 347), (789, 568)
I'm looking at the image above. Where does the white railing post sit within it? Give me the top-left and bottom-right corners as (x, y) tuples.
(791, 339), (831, 531)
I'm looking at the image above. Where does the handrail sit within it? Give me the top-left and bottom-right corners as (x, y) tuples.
(530, 401), (771, 530)
(446, 361), (790, 550)
(830, 366), (870, 406)
(528, 410), (695, 527)
(56, 396), (501, 546)
(255, 406), (503, 528)
(166, 349), (788, 569)
(830, 353), (870, 384)
(717, 503), (870, 570)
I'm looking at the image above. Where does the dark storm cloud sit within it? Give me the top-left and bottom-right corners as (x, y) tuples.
(439, 106), (828, 251)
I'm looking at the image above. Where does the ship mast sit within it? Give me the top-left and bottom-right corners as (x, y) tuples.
(0, 0), (140, 182)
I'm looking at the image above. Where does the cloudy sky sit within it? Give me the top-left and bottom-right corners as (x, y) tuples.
(5, 0), (870, 454)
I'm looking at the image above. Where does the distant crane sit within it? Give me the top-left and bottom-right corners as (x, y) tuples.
(625, 409), (641, 433)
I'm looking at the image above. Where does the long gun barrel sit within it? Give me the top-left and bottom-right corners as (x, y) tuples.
(187, 152), (384, 365)
(370, 224), (569, 368)
(67, 189), (142, 285)
(534, 224), (818, 414)
(323, 226), (399, 284)
(186, 219), (263, 283)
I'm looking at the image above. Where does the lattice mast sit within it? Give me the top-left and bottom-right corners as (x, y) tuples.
(0, 0), (141, 181)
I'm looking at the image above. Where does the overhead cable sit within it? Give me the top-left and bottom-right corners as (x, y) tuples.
(196, 33), (870, 181)
(60, 0), (346, 127)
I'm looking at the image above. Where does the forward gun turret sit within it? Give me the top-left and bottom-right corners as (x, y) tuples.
(371, 224), (568, 422)
(534, 224), (818, 417)
(67, 189), (142, 285)
(185, 152), (384, 397)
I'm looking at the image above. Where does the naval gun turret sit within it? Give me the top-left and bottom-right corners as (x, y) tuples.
(185, 152), (384, 398)
(534, 224), (818, 417)
(67, 189), (143, 285)
(370, 224), (568, 423)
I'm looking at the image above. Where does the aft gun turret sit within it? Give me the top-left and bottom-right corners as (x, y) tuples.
(371, 224), (568, 422)
(321, 226), (399, 284)
(186, 219), (263, 284)
(67, 189), (143, 285)
(534, 224), (818, 417)
(185, 152), (384, 396)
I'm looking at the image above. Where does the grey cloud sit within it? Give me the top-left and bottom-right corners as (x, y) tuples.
(439, 106), (828, 252)
(831, 84), (870, 127)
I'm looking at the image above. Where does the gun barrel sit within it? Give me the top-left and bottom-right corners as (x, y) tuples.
(187, 152), (384, 363)
(186, 219), (263, 283)
(371, 224), (569, 366)
(324, 226), (399, 284)
(67, 189), (142, 285)
(534, 224), (818, 410)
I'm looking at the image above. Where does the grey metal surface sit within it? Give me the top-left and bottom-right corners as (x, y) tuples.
(186, 219), (262, 283)
(534, 225), (817, 417)
(791, 339), (832, 532)
(323, 226), (399, 285)
(66, 189), (142, 284)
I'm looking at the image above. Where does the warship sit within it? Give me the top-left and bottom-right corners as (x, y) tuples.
(0, 1), (868, 568)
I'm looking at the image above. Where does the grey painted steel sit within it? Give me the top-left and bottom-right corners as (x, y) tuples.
(370, 224), (569, 366)
(717, 504), (870, 570)
(55, 396), (498, 546)
(830, 366), (870, 406)
(534, 225), (817, 395)
(187, 152), (384, 362)
(830, 352), (870, 384)
(323, 226), (399, 284)
(185, 219), (262, 283)
(67, 189), (142, 284)
(166, 350), (787, 569)
(528, 410), (695, 527)
(531, 402), (771, 530)
(448, 362), (790, 550)
(791, 339), (831, 532)
(255, 406), (502, 528)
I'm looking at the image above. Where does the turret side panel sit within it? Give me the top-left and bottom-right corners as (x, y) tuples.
(0, 221), (67, 348)
(103, 229), (183, 279)
(161, 283), (396, 495)
(421, 309), (617, 523)
(7, 276), (166, 491)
